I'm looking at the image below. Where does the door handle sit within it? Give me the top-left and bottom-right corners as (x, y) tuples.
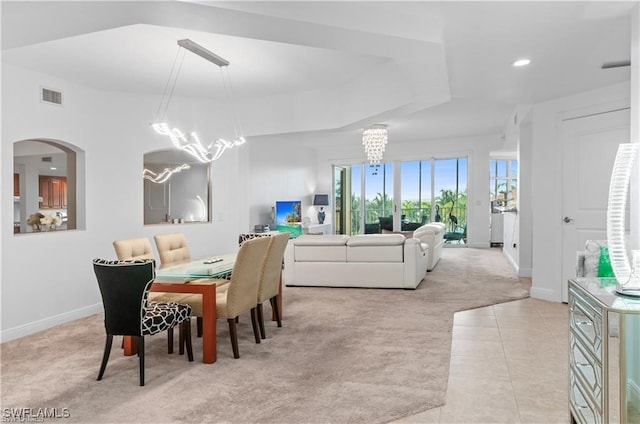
(563, 216), (574, 223)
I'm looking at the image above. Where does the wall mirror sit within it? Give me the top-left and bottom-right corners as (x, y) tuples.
(13, 139), (79, 234)
(143, 149), (211, 225)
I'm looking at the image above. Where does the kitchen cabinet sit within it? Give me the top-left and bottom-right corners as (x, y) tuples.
(14, 173), (19, 197)
(39, 176), (67, 209)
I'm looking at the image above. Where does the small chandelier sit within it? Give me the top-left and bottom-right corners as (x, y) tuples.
(152, 39), (245, 163)
(362, 124), (388, 165)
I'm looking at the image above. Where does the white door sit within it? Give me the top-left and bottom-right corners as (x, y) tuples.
(561, 108), (630, 302)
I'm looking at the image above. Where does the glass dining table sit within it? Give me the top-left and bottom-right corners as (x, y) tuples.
(123, 254), (235, 364)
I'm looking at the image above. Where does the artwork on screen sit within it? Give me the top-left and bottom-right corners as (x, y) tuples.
(275, 200), (302, 238)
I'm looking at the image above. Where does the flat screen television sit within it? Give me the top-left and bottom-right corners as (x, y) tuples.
(275, 200), (302, 238)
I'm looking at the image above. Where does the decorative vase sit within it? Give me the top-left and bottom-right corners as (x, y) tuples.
(317, 208), (325, 224)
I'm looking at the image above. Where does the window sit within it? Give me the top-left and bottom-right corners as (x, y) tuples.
(401, 158), (467, 239)
(490, 159), (518, 211)
(335, 157), (467, 243)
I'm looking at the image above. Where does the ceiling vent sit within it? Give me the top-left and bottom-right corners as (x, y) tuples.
(41, 156), (52, 162)
(41, 87), (63, 105)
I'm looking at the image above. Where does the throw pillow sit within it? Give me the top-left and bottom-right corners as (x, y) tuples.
(583, 240), (607, 277)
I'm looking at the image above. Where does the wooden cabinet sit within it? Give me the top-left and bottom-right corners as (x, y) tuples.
(39, 176), (67, 209)
(13, 173), (19, 197)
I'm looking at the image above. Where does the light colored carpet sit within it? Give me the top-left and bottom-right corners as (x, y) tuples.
(1, 248), (529, 423)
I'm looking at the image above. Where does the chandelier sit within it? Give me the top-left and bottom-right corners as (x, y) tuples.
(152, 39), (245, 163)
(362, 124), (388, 165)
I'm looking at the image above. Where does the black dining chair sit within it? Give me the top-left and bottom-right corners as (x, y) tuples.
(92, 259), (194, 386)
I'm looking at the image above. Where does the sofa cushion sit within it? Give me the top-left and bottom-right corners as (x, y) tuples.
(346, 235), (404, 263)
(293, 235), (348, 262)
(381, 229), (414, 238)
(293, 235), (349, 246)
(413, 223), (445, 238)
(583, 240), (608, 277)
(346, 234), (405, 246)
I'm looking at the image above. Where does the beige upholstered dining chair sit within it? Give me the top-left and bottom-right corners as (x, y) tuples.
(153, 232), (230, 337)
(214, 236), (271, 358)
(256, 232), (289, 339)
(113, 237), (194, 306)
(113, 237), (192, 353)
(153, 232), (192, 268)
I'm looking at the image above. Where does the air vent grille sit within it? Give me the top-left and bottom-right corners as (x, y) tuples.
(41, 87), (62, 105)
(42, 156), (52, 162)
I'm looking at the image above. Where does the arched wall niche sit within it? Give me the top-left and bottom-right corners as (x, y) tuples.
(13, 138), (86, 234)
(143, 148), (211, 225)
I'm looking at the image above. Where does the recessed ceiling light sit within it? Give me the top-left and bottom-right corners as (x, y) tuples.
(50, 167), (57, 170)
(513, 59), (531, 67)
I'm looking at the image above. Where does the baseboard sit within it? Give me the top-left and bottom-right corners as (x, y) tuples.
(0, 303), (102, 343)
(530, 286), (559, 302)
(518, 268), (532, 278)
(467, 242), (489, 248)
(503, 250), (518, 272)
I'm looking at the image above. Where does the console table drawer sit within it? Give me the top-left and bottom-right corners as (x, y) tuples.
(569, 333), (603, 407)
(569, 286), (603, 361)
(570, 371), (602, 424)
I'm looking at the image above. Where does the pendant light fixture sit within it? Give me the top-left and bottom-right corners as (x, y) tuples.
(152, 39), (245, 163)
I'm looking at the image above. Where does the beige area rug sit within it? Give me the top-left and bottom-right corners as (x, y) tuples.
(1, 248), (529, 424)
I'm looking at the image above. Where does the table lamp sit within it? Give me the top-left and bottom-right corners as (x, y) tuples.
(313, 194), (329, 224)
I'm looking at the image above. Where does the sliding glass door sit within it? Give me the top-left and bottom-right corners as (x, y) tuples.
(336, 157), (467, 243)
(400, 160), (432, 230)
(434, 158), (467, 236)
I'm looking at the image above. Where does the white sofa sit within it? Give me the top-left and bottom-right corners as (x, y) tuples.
(412, 222), (445, 271)
(283, 234), (428, 289)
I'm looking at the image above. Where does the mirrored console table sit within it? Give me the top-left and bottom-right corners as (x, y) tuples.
(569, 278), (640, 424)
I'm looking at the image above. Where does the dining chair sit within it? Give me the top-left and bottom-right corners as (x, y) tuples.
(92, 259), (193, 386)
(113, 237), (192, 353)
(153, 232), (230, 338)
(256, 232), (290, 339)
(214, 236), (271, 358)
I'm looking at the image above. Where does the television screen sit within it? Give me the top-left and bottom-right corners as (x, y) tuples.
(275, 200), (302, 238)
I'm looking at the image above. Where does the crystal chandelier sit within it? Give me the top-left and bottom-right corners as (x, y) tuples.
(152, 39), (245, 163)
(362, 124), (388, 165)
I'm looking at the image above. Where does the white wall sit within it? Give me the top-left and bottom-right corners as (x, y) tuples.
(246, 136), (318, 230)
(530, 82), (632, 302)
(1, 64), (247, 341)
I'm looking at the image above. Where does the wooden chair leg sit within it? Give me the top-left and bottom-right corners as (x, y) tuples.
(270, 295), (282, 327)
(227, 318), (240, 359)
(197, 317), (203, 338)
(168, 327), (174, 354)
(181, 320), (194, 361)
(257, 303), (266, 339)
(97, 334), (113, 381)
(250, 307), (261, 344)
(138, 336), (145, 387)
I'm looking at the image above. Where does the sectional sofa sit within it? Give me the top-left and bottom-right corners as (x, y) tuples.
(412, 222), (445, 271)
(283, 233), (429, 289)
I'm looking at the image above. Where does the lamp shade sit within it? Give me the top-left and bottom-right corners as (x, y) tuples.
(313, 194), (330, 206)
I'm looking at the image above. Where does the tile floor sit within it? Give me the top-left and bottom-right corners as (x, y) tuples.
(392, 294), (571, 424)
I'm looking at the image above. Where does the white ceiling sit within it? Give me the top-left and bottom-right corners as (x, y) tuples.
(1, 1), (634, 149)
